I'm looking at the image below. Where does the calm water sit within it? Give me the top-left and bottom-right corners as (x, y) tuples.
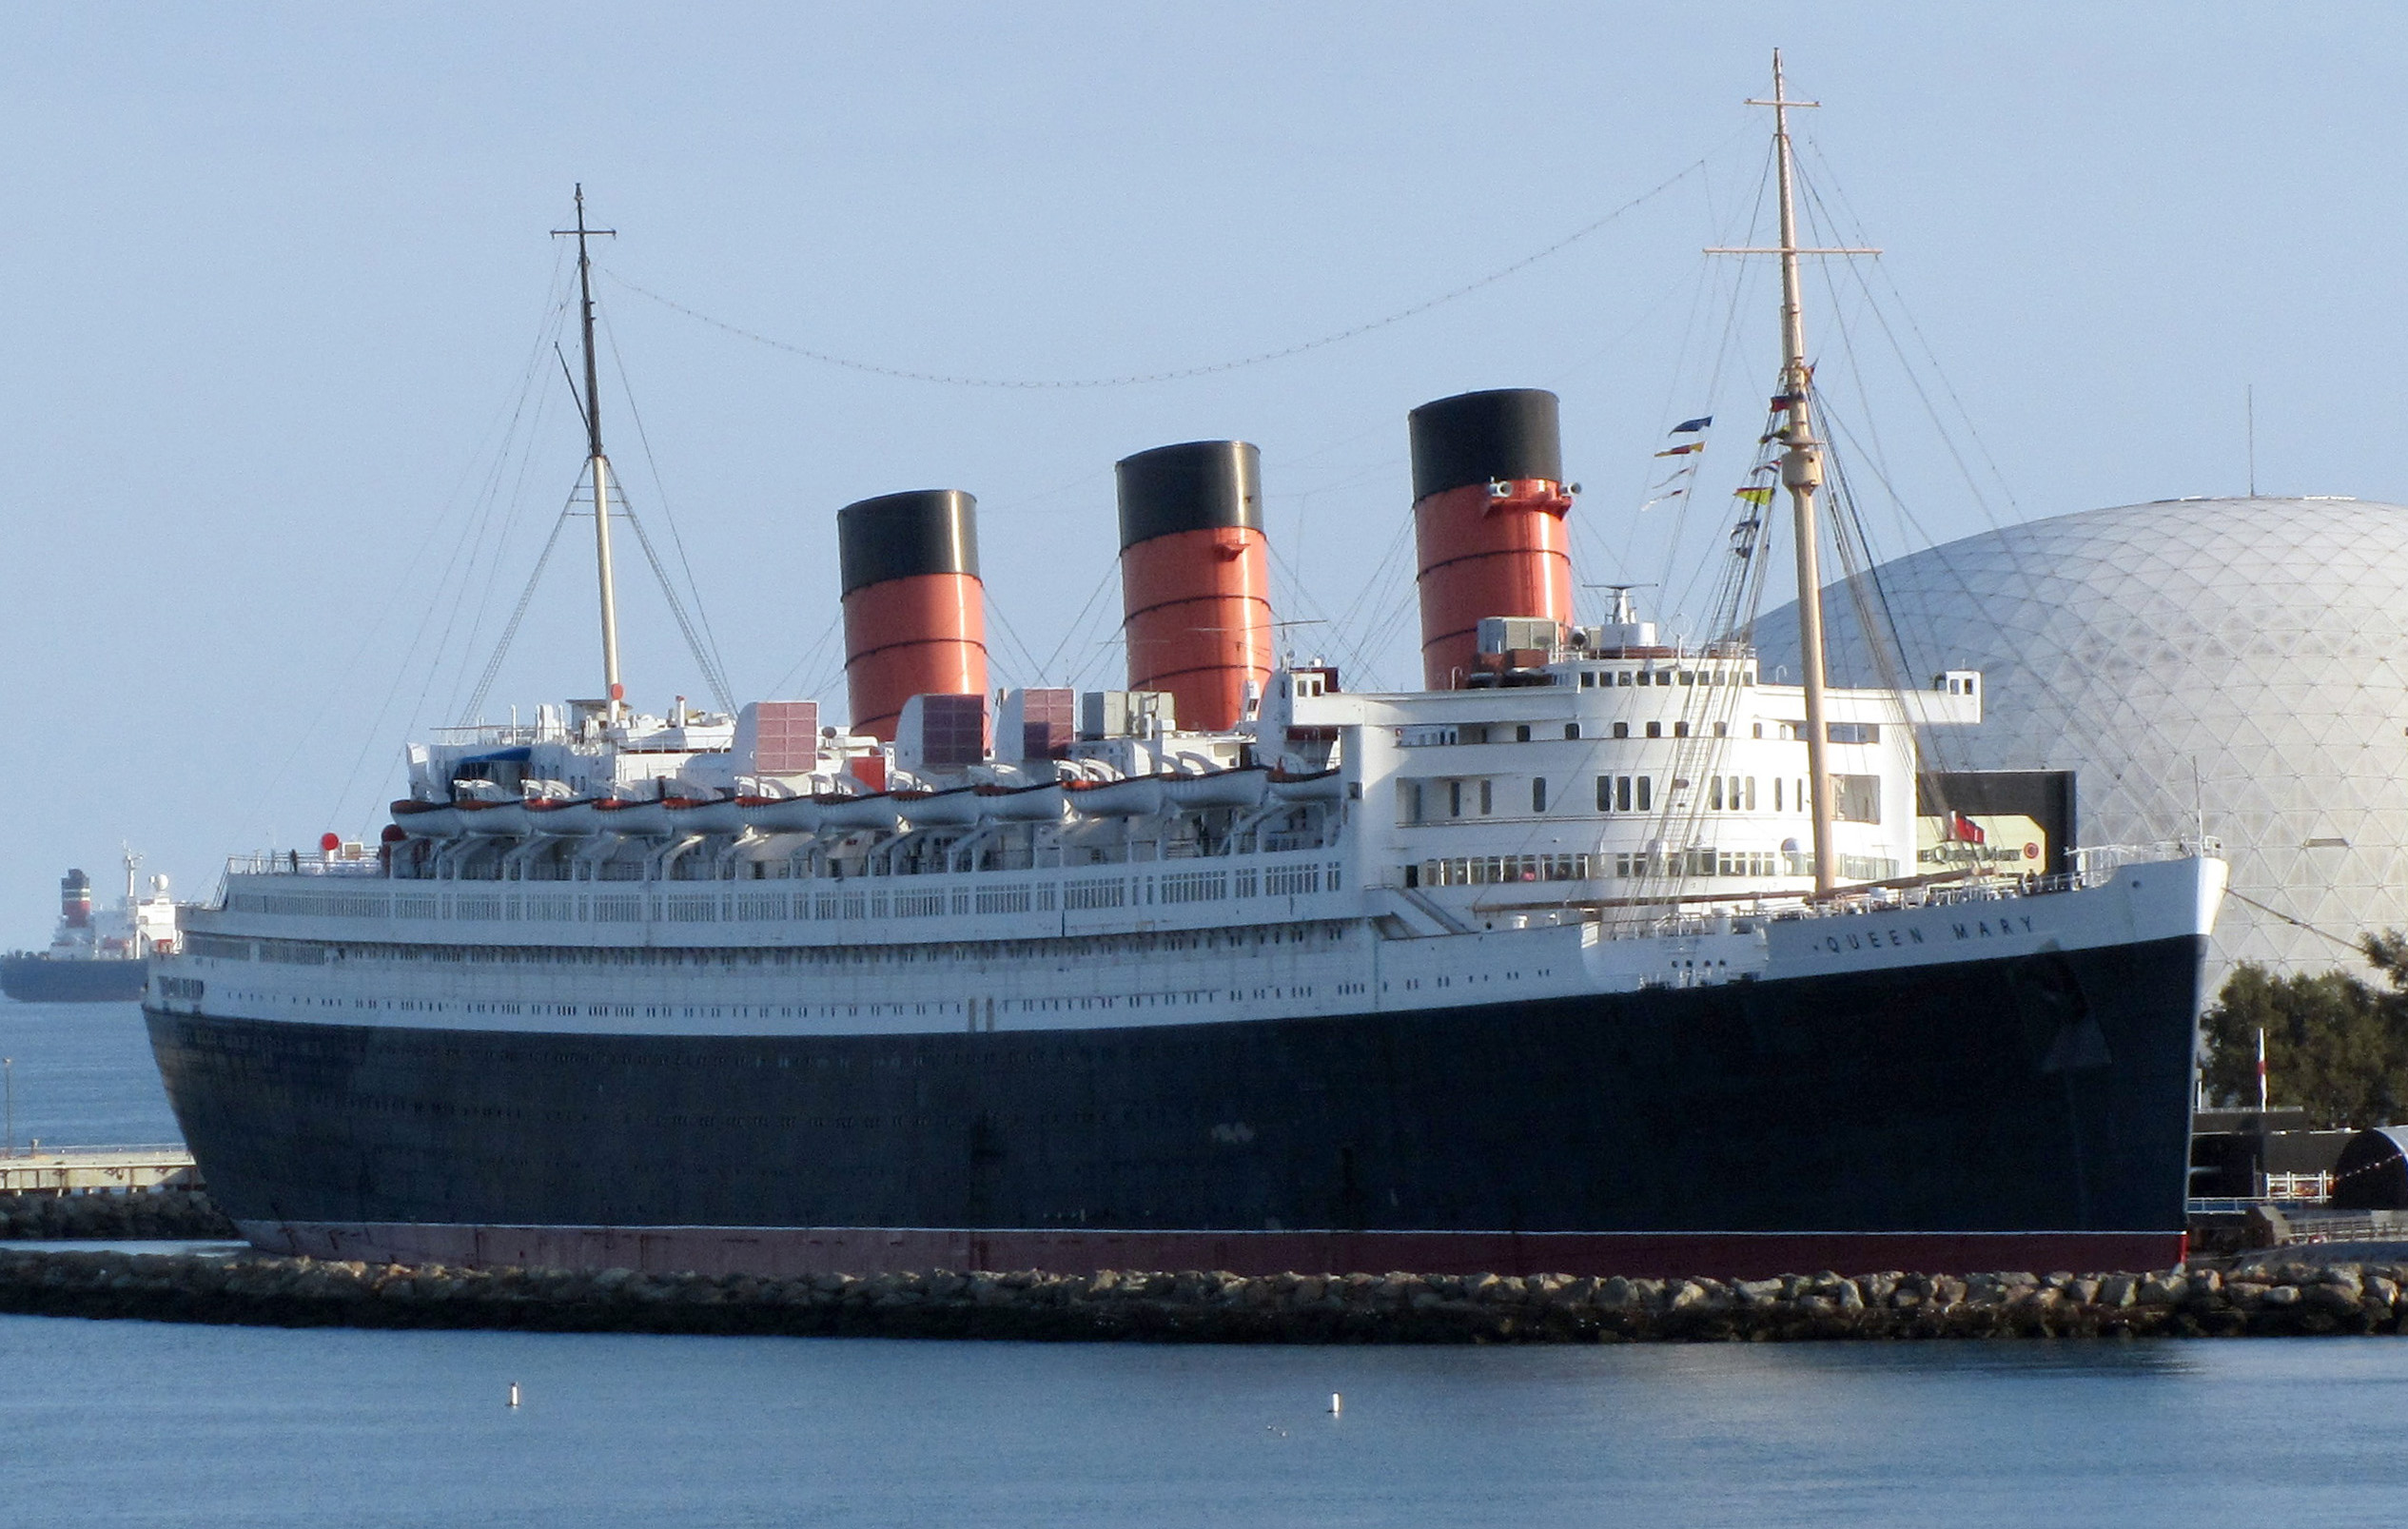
(0, 999), (182, 1147)
(6, 1000), (2407, 1526)
(2, 1325), (2404, 1527)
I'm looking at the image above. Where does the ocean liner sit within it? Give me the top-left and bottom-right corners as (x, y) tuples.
(5, 853), (179, 1003)
(147, 70), (2225, 1279)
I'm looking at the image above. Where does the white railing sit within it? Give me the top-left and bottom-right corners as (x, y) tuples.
(2073, 837), (2222, 879)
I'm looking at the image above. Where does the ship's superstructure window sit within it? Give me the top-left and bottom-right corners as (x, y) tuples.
(1833, 774), (1882, 824)
(1596, 774), (1649, 812)
(1532, 778), (1548, 813)
(1515, 724), (1532, 742)
(1707, 776), (1757, 812)
(1563, 724), (1580, 740)
(1478, 780), (1494, 815)
(1673, 721), (1690, 738)
(1449, 781), (1463, 818)
(1613, 722), (1630, 739)
(1646, 721), (1662, 738)
(1420, 853), (1595, 886)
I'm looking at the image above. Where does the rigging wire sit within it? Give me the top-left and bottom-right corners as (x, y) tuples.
(761, 610), (846, 706)
(308, 260), (578, 835)
(598, 158), (1714, 391)
(600, 310), (737, 701)
(982, 590), (1048, 691)
(619, 502), (737, 714)
(459, 504), (574, 725)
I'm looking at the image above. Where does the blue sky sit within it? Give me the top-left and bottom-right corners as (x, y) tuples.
(0, 3), (2398, 932)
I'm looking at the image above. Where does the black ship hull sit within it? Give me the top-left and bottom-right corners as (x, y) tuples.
(4, 954), (148, 1004)
(145, 932), (2206, 1278)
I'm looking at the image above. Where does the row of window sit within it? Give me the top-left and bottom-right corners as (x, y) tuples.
(185, 922), (1353, 969)
(1410, 848), (1904, 888)
(1405, 773), (1882, 823)
(1575, 664), (1757, 689)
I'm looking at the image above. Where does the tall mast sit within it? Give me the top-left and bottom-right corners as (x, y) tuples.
(555, 186), (623, 724)
(1768, 54), (1836, 898)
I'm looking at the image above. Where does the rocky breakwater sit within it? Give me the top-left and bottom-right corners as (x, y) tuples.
(0, 1190), (236, 1242)
(3, 1253), (2407, 1341)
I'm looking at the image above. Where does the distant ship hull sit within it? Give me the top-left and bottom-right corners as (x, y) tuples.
(146, 930), (2204, 1279)
(3, 954), (148, 1004)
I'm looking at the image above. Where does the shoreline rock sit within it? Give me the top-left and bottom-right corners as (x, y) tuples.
(0, 1191), (236, 1243)
(0, 1250), (2403, 1342)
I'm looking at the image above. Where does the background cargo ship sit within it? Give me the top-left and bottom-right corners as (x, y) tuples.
(4, 853), (179, 1004)
(145, 73), (2225, 1279)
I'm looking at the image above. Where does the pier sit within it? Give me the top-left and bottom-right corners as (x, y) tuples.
(0, 1146), (201, 1195)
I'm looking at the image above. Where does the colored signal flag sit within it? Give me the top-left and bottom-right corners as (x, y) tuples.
(1670, 416), (1713, 434)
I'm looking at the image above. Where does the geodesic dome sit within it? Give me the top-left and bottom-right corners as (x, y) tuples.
(1758, 496), (2408, 978)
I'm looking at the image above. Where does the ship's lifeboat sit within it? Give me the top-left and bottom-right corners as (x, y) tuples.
(592, 798), (671, 836)
(667, 796), (746, 835)
(1066, 774), (1171, 817)
(458, 799), (530, 835)
(738, 794), (823, 834)
(894, 786), (986, 828)
(813, 792), (908, 833)
(390, 800), (462, 837)
(1267, 766), (1344, 802)
(1164, 764), (1269, 811)
(525, 798), (601, 834)
(973, 780), (1067, 821)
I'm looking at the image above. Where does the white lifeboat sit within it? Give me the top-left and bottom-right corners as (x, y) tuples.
(739, 795), (822, 834)
(593, 799), (671, 836)
(1066, 774), (1170, 817)
(1267, 767), (1343, 802)
(894, 786), (985, 828)
(974, 780), (1067, 822)
(458, 799), (530, 835)
(390, 800), (460, 837)
(1164, 764), (1268, 811)
(669, 797), (746, 835)
(814, 793), (908, 833)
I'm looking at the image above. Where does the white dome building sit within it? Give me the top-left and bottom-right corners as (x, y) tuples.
(1757, 496), (2408, 978)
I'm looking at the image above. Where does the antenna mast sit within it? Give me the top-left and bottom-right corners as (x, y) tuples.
(1765, 54), (1837, 898)
(554, 186), (624, 724)
(1712, 54), (1875, 898)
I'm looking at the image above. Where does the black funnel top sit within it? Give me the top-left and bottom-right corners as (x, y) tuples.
(1115, 441), (1263, 552)
(836, 489), (980, 596)
(1408, 388), (1562, 500)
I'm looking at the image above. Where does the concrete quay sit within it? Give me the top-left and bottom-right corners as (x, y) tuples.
(2, 1250), (2405, 1342)
(0, 1147), (202, 1195)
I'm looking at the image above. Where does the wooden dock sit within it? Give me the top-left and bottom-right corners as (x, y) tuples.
(0, 1147), (201, 1195)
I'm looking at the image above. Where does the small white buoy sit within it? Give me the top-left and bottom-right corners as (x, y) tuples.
(507, 1382), (520, 1409)
(1329, 1391), (1342, 1416)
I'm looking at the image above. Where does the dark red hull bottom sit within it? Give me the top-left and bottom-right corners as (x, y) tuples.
(244, 1220), (2187, 1281)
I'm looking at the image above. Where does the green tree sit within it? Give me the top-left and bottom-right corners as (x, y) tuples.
(2202, 936), (2408, 1128)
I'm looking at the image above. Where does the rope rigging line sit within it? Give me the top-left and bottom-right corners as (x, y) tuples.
(619, 503), (738, 715)
(602, 311), (737, 702)
(459, 506), (574, 727)
(2224, 890), (2367, 955)
(600, 159), (1712, 390)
